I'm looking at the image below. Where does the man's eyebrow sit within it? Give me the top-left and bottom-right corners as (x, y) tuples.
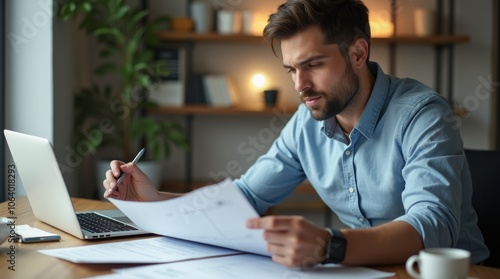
(283, 54), (328, 69)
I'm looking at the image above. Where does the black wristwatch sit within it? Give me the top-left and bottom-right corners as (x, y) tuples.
(322, 228), (347, 264)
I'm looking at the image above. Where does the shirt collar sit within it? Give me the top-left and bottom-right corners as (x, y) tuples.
(322, 62), (389, 140)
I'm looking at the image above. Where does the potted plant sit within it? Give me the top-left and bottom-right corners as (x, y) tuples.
(59, 0), (188, 194)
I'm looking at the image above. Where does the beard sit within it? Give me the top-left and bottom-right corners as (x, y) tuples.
(301, 63), (361, 121)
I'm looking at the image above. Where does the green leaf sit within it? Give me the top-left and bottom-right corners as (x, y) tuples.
(122, 86), (133, 99)
(94, 28), (125, 44)
(120, 62), (134, 80)
(134, 62), (148, 72)
(69, 3), (77, 12)
(60, 3), (77, 21)
(131, 10), (149, 24)
(94, 28), (111, 35)
(126, 29), (145, 60)
(81, 2), (93, 13)
(136, 51), (153, 64)
(94, 63), (118, 75)
(137, 74), (151, 88)
(112, 6), (130, 20)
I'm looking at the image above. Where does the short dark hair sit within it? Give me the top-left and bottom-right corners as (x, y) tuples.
(263, 0), (371, 60)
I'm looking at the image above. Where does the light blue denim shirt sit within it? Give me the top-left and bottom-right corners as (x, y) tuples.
(234, 62), (489, 263)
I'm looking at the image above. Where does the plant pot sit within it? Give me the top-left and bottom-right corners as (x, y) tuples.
(96, 160), (162, 200)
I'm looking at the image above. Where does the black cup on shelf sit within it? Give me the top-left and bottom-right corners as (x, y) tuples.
(264, 89), (278, 106)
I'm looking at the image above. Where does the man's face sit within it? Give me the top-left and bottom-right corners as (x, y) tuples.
(281, 26), (360, 120)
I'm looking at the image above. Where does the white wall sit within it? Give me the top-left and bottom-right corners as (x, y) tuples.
(4, 0), (55, 196)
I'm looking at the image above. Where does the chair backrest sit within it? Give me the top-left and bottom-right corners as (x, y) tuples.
(464, 148), (500, 267)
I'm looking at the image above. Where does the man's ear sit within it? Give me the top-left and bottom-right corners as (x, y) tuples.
(349, 38), (369, 68)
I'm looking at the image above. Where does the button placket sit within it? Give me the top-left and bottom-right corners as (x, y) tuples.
(342, 147), (370, 228)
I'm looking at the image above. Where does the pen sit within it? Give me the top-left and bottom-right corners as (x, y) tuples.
(115, 148), (145, 189)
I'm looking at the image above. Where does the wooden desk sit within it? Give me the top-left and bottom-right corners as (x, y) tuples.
(1, 198), (499, 279)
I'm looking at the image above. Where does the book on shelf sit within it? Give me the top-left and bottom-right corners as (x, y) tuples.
(148, 47), (186, 107)
(185, 74), (207, 105)
(202, 74), (238, 107)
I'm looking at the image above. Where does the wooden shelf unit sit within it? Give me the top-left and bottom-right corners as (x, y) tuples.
(149, 104), (298, 116)
(373, 34), (469, 45)
(158, 31), (470, 46)
(158, 32), (265, 43)
(149, 1), (470, 218)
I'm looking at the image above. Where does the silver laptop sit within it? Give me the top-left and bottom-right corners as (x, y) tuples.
(4, 129), (149, 239)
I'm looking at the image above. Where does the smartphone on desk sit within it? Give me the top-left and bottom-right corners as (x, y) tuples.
(16, 225), (61, 243)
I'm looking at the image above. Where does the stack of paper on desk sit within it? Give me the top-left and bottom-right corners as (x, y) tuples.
(39, 179), (396, 279)
(86, 254), (395, 279)
(114, 254), (396, 279)
(39, 237), (241, 264)
(40, 178), (268, 263)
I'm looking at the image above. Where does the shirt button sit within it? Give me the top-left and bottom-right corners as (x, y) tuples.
(358, 217), (365, 222)
(345, 150), (351, 156)
(348, 187), (355, 193)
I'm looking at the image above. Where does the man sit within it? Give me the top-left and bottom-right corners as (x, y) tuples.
(103, 0), (489, 267)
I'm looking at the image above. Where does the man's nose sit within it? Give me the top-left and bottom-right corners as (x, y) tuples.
(294, 71), (312, 94)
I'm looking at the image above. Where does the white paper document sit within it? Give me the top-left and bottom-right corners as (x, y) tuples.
(109, 178), (269, 256)
(85, 254), (395, 279)
(39, 236), (241, 264)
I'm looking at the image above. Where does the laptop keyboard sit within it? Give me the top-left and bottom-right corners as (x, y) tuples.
(77, 212), (139, 233)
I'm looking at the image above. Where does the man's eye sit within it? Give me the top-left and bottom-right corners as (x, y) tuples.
(308, 63), (320, 68)
(286, 68), (296, 74)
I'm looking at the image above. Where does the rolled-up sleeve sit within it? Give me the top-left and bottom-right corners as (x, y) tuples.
(395, 95), (464, 249)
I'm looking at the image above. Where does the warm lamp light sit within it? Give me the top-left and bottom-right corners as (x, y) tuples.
(243, 12), (268, 36)
(252, 73), (266, 88)
(370, 18), (393, 38)
(252, 13), (267, 36)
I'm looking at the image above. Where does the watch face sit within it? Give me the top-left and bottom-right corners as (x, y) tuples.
(322, 229), (347, 265)
(329, 237), (347, 263)
(330, 240), (346, 261)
